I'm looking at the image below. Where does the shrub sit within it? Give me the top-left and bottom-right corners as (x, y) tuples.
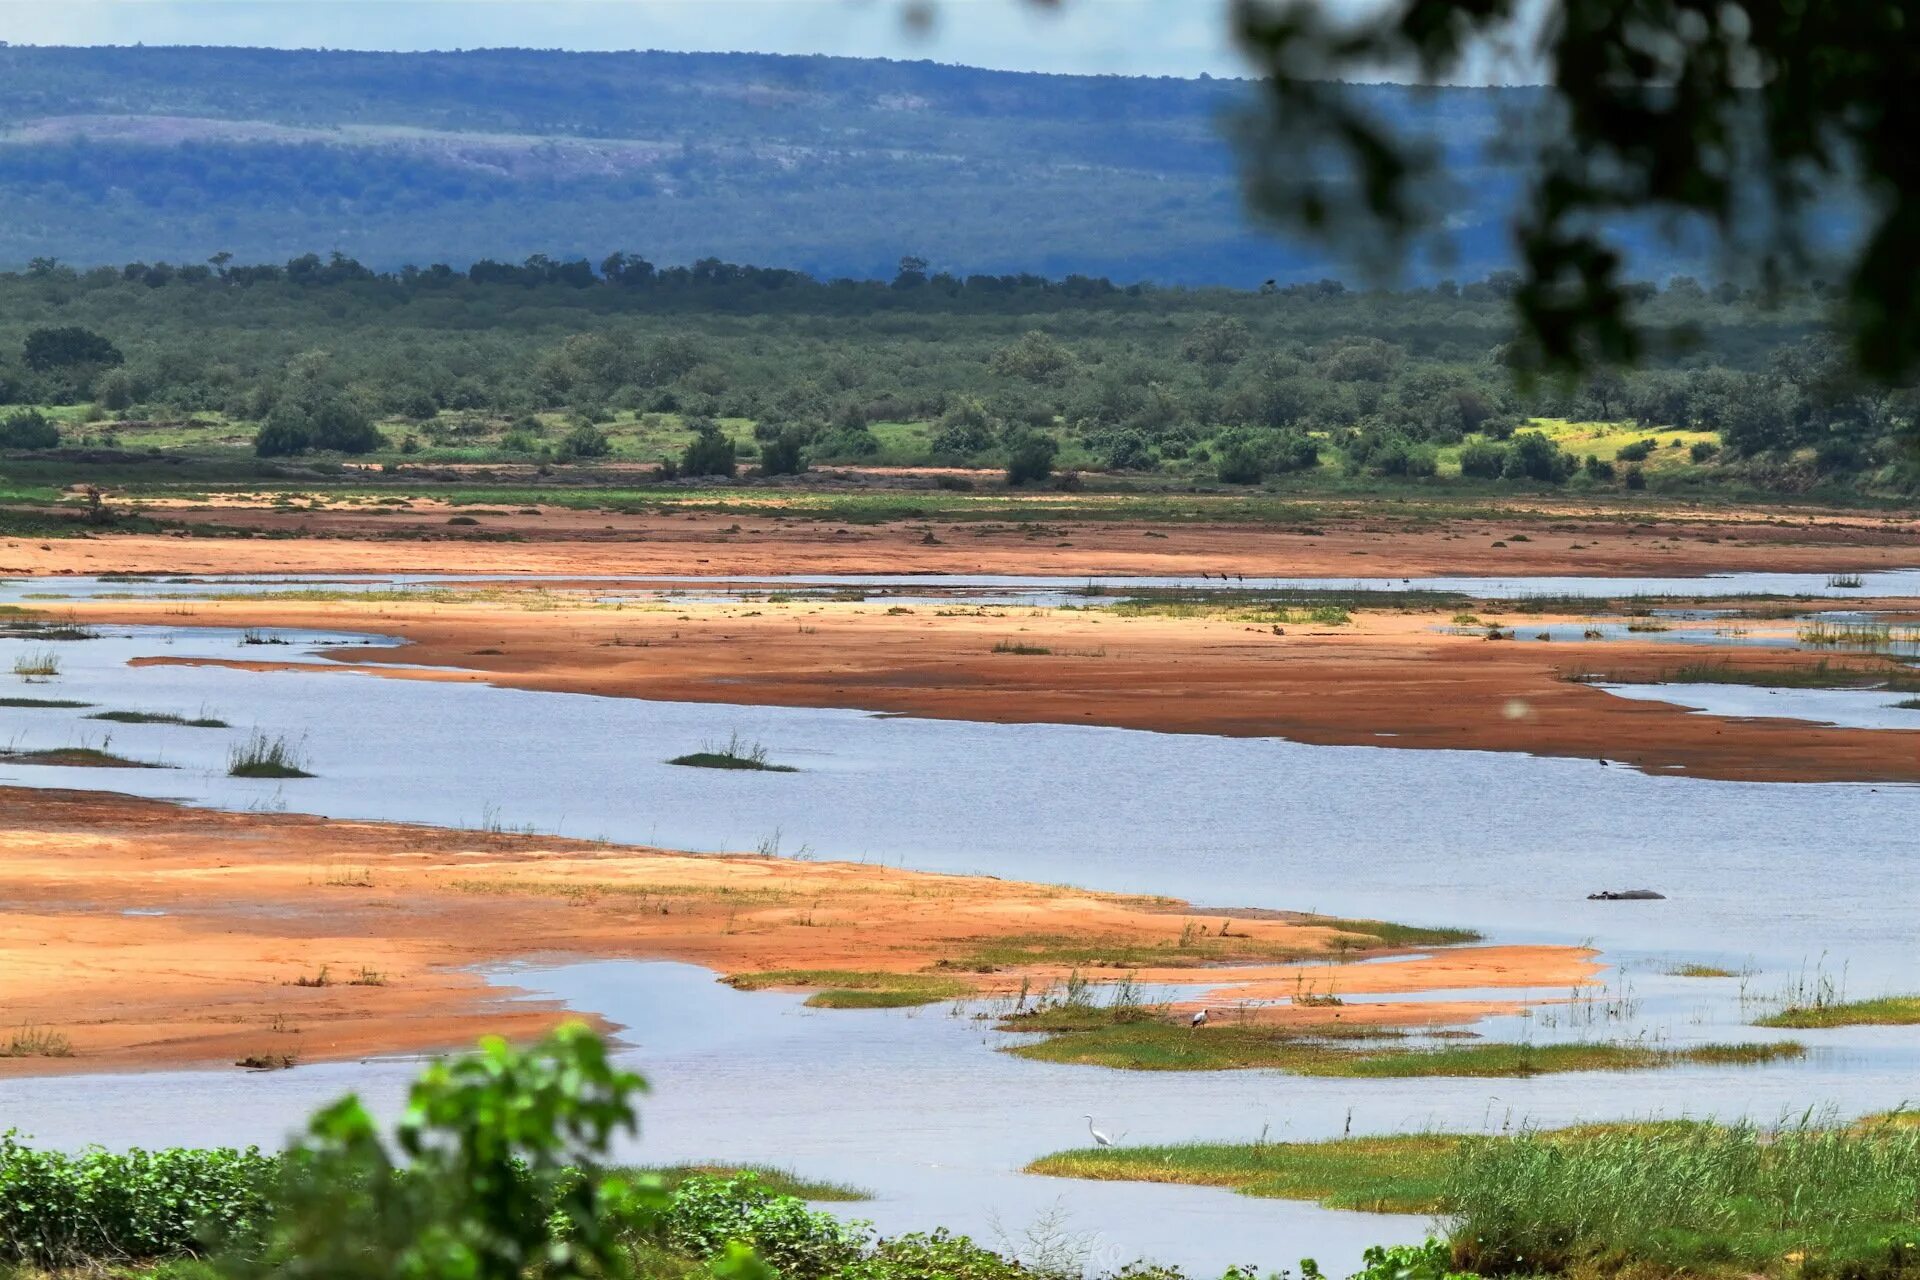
(758, 429), (809, 475)
(0, 1132), (274, 1268)
(679, 423), (737, 477)
(1457, 440), (1508, 478)
(1691, 439), (1721, 462)
(1583, 454), (1616, 479)
(1624, 465), (1647, 489)
(1501, 431), (1576, 483)
(1004, 430), (1059, 485)
(661, 1173), (867, 1279)
(1615, 438), (1656, 462)
(931, 399), (996, 456)
(1217, 429), (1318, 483)
(840, 1229), (1030, 1280)
(561, 423), (612, 460)
(0, 409), (61, 450)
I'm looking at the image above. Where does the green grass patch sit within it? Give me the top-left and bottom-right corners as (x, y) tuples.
(1028, 1132), (1460, 1213)
(1756, 995), (1920, 1028)
(726, 970), (973, 1008)
(1668, 963), (1740, 978)
(86, 710), (229, 728)
(1003, 1018), (1805, 1075)
(0, 696), (91, 708)
(1300, 914), (1483, 948)
(990, 640), (1053, 654)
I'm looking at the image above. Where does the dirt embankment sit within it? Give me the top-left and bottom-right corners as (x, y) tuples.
(64, 592), (1920, 785)
(0, 787), (1592, 1077)
(7, 494), (1920, 579)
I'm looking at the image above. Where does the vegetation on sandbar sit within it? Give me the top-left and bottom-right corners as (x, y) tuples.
(1757, 995), (1920, 1028)
(1002, 1014), (1803, 1075)
(727, 969), (974, 1009)
(0, 746), (166, 769)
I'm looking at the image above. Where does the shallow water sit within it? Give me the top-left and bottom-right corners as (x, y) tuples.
(5, 588), (1920, 1269)
(8, 959), (1920, 1277)
(9, 567), (1920, 607)
(1599, 682), (1920, 732)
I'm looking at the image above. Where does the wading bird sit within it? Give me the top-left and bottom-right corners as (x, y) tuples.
(1190, 1008), (1208, 1029)
(1085, 1115), (1113, 1148)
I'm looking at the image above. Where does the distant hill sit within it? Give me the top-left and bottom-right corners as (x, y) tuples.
(0, 45), (1695, 282)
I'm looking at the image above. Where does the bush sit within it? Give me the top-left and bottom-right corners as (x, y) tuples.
(1216, 429), (1318, 483)
(679, 424), (736, 476)
(758, 429), (809, 475)
(1615, 438), (1656, 462)
(840, 1229), (1031, 1280)
(1501, 431), (1576, 483)
(809, 424), (881, 460)
(1690, 439), (1721, 463)
(0, 1132), (273, 1268)
(1624, 465), (1647, 489)
(1004, 430), (1059, 485)
(253, 391), (380, 457)
(1457, 440), (1508, 478)
(661, 1173), (866, 1279)
(931, 399), (996, 456)
(1583, 454), (1616, 480)
(561, 423), (612, 460)
(0, 409), (61, 450)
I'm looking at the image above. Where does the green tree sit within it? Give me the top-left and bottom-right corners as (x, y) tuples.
(0, 409), (61, 450)
(23, 326), (122, 373)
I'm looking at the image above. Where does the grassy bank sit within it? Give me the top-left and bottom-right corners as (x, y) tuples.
(1032, 1116), (1920, 1279)
(1757, 995), (1920, 1028)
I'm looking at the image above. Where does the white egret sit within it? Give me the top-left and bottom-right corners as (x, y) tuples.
(1084, 1114), (1113, 1148)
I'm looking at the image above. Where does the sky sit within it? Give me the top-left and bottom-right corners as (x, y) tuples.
(0, 0), (1547, 82)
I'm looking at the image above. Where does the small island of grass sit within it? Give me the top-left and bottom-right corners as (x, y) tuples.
(228, 731), (314, 778)
(667, 732), (796, 772)
(1756, 994), (1920, 1028)
(0, 747), (167, 769)
(0, 697), (93, 709)
(727, 969), (973, 1009)
(87, 710), (230, 728)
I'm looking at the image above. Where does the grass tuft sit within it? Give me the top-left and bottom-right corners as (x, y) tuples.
(228, 731), (312, 778)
